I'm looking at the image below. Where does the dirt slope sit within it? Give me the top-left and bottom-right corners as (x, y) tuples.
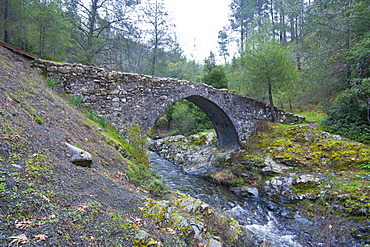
(0, 46), (173, 246)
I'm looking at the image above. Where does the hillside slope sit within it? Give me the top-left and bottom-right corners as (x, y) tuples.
(0, 46), (173, 246)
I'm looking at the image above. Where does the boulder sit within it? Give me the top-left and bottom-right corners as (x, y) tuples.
(152, 132), (226, 175)
(230, 186), (259, 198)
(262, 157), (294, 174)
(64, 142), (92, 167)
(263, 173), (331, 202)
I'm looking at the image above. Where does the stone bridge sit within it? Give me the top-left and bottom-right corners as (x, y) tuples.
(32, 60), (304, 149)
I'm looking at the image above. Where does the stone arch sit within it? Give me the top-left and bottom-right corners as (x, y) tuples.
(30, 59), (305, 150)
(153, 95), (240, 150)
(186, 95), (240, 149)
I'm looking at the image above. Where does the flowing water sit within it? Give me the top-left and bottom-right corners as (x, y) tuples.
(149, 152), (365, 247)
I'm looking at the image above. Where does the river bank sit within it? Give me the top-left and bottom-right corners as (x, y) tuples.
(151, 124), (370, 246)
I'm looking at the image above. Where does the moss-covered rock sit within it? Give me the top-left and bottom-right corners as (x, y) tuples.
(141, 191), (247, 246)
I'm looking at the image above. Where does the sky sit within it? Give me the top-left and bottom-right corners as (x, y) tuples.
(163, 0), (233, 63)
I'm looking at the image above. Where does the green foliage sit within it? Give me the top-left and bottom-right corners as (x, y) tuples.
(86, 110), (100, 122)
(318, 2), (370, 143)
(228, 19), (300, 117)
(122, 125), (170, 195)
(362, 162), (370, 170)
(125, 156), (171, 196)
(231, 178), (244, 186)
(25, 153), (53, 179)
(1, 0), (73, 60)
(87, 110), (110, 130)
(321, 81), (370, 143)
(85, 118), (170, 195)
(294, 110), (326, 123)
(125, 125), (150, 166)
(202, 52), (228, 89)
(242, 39), (298, 98)
(45, 76), (59, 88)
(0, 181), (5, 194)
(152, 100), (213, 137)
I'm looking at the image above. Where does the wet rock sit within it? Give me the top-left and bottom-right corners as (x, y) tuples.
(207, 238), (222, 247)
(64, 142), (92, 167)
(230, 186), (259, 198)
(152, 132), (225, 175)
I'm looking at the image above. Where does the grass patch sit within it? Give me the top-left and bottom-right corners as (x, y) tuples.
(87, 110), (109, 128)
(68, 95), (83, 107)
(45, 77), (59, 88)
(294, 110), (326, 123)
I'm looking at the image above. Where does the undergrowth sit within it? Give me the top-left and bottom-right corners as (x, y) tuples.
(86, 112), (170, 196)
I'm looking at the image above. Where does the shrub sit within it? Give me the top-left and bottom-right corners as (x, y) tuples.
(125, 125), (150, 166)
(126, 162), (170, 195)
(321, 83), (370, 143)
(124, 125), (170, 195)
(152, 99), (213, 137)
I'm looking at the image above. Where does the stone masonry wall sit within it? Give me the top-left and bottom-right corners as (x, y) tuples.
(31, 59), (304, 149)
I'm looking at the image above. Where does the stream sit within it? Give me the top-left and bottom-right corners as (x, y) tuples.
(149, 151), (364, 247)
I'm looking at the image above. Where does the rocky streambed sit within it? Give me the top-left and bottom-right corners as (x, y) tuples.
(150, 125), (370, 246)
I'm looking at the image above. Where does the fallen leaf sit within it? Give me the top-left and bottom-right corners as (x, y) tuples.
(33, 234), (47, 242)
(35, 222), (44, 227)
(9, 234), (29, 245)
(15, 219), (33, 230)
(76, 204), (88, 212)
(42, 195), (50, 202)
(166, 227), (176, 235)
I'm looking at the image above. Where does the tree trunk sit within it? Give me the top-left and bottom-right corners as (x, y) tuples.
(268, 80), (276, 122)
(295, 18), (301, 70)
(3, 0), (10, 43)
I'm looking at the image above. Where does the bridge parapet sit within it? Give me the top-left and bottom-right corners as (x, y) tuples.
(32, 59), (305, 149)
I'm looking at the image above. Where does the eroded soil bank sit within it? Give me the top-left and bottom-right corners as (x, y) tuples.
(0, 46), (269, 247)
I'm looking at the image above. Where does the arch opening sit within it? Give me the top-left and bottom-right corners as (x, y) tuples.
(185, 95), (240, 150)
(151, 99), (214, 137)
(152, 95), (240, 150)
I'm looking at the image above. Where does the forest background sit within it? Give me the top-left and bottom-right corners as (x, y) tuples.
(1, 0), (369, 143)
